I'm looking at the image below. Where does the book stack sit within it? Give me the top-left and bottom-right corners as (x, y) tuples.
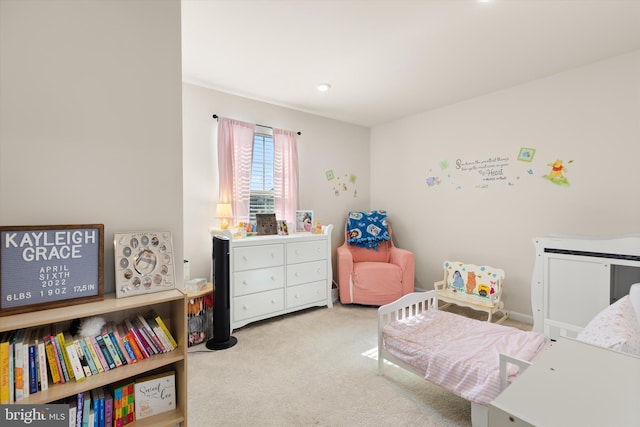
(0, 310), (177, 403)
(54, 370), (175, 426)
(57, 386), (113, 427)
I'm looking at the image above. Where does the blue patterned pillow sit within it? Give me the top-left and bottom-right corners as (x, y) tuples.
(347, 210), (390, 249)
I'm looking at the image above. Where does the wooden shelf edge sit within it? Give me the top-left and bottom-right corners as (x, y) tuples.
(1, 289), (185, 332)
(131, 408), (185, 427)
(17, 348), (185, 405)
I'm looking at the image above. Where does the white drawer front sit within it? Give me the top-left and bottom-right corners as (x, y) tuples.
(233, 289), (284, 322)
(234, 244), (284, 271)
(234, 266), (284, 297)
(287, 240), (326, 264)
(287, 281), (327, 308)
(287, 260), (327, 287)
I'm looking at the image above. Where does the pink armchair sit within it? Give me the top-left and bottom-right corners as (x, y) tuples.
(337, 216), (415, 305)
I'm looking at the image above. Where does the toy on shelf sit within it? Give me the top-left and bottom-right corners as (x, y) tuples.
(313, 221), (323, 234)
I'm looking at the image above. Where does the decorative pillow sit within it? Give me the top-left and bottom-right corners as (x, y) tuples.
(576, 296), (640, 356)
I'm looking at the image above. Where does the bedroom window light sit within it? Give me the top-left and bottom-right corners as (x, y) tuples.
(249, 132), (275, 223)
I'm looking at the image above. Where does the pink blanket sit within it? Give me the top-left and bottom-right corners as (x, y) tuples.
(383, 309), (545, 405)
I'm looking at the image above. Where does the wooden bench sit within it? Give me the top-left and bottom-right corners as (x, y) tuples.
(434, 260), (509, 323)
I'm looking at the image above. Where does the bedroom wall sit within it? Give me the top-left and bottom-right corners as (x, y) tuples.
(370, 50), (640, 319)
(0, 0), (183, 294)
(182, 83), (370, 282)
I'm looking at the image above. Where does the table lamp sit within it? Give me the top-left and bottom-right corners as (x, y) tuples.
(215, 203), (233, 229)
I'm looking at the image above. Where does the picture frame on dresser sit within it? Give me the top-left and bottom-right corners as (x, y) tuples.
(277, 220), (289, 236)
(0, 224), (104, 317)
(256, 213), (277, 236)
(295, 210), (313, 233)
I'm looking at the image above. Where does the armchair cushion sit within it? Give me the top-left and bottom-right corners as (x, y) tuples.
(349, 240), (392, 263)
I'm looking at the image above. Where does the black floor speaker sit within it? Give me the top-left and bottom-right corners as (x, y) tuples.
(206, 234), (237, 350)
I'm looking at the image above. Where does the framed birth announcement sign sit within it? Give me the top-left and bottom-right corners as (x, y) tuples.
(0, 224), (104, 316)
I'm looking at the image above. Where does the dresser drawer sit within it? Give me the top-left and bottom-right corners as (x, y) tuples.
(287, 281), (327, 309)
(287, 260), (327, 287)
(234, 266), (284, 297)
(234, 244), (284, 271)
(233, 289), (284, 322)
(287, 240), (326, 264)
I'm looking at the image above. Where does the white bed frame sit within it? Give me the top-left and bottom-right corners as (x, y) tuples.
(377, 290), (533, 427)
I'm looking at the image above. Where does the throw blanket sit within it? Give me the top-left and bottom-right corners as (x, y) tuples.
(346, 210), (390, 249)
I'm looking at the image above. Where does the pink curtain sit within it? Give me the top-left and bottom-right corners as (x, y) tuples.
(217, 118), (255, 224)
(273, 129), (299, 226)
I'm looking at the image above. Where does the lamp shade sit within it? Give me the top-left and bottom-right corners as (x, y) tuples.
(215, 203), (233, 219)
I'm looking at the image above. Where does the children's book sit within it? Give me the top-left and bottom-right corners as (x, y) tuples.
(134, 371), (176, 419)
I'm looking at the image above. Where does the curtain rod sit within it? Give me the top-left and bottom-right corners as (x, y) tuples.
(212, 114), (301, 136)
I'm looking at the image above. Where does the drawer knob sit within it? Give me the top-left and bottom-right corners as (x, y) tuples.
(242, 280), (248, 285)
(243, 305), (248, 310)
(242, 255), (248, 261)
(270, 276), (275, 281)
(271, 299), (277, 304)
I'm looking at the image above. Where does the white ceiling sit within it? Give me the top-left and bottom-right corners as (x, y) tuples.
(181, 0), (640, 127)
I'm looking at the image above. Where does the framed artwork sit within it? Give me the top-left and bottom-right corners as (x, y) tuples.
(114, 231), (175, 298)
(256, 213), (277, 235)
(518, 147), (536, 162)
(295, 210), (313, 233)
(0, 224), (104, 316)
(277, 220), (289, 235)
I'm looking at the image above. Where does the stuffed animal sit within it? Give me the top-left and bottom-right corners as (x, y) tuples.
(70, 316), (106, 338)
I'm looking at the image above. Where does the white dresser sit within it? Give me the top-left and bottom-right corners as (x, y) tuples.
(216, 225), (333, 332)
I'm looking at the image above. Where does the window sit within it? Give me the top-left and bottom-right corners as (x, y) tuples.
(249, 133), (274, 223)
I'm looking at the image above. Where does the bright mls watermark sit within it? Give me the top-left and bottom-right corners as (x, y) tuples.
(1, 404), (68, 426)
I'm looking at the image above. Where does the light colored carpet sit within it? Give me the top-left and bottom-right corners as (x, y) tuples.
(187, 302), (530, 427)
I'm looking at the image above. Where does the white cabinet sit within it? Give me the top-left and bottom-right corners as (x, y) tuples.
(221, 225), (333, 331)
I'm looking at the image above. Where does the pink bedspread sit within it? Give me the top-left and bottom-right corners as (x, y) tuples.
(383, 309), (545, 405)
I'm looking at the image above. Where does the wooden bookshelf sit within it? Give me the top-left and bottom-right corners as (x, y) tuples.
(1, 289), (187, 427)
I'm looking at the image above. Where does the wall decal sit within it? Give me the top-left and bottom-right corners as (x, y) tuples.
(456, 156), (512, 188)
(517, 147), (536, 162)
(327, 171), (358, 197)
(543, 159), (572, 187)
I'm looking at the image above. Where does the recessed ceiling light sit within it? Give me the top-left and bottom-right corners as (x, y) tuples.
(317, 83), (331, 92)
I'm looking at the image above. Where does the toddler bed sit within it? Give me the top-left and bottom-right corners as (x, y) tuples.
(378, 290), (547, 427)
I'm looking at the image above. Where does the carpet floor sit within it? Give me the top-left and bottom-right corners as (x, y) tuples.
(187, 301), (530, 427)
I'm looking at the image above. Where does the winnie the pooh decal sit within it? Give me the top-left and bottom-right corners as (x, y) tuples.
(543, 159), (571, 187)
